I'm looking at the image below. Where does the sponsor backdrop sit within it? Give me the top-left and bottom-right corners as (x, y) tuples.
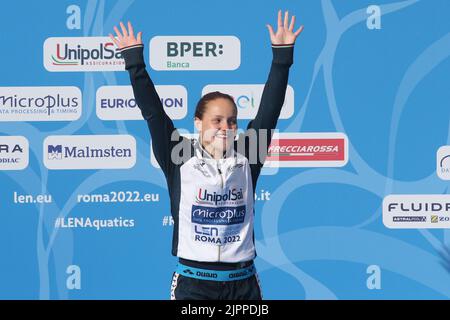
(1, 0), (450, 299)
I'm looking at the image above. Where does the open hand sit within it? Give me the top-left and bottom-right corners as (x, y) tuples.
(109, 21), (142, 49)
(267, 10), (304, 45)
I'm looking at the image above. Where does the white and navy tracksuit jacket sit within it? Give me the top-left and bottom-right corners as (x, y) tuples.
(120, 43), (294, 264)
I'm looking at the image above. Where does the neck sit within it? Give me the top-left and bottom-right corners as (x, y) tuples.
(199, 137), (230, 160)
(202, 143), (224, 160)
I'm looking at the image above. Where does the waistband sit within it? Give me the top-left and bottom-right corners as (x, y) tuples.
(179, 257), (254, 270)
(176, 262), (256, 282)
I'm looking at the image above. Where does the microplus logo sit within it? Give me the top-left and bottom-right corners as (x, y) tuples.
(0, 87), (81, 122)
(149, 36), (240, 70)
(44, 37), (124, 72)
(96, 85), (187, 120)
(0, 136), (29, 170)
(191, 205), (246, 225)
(44, 135), (136, 169)
(203, 84), (294, 120)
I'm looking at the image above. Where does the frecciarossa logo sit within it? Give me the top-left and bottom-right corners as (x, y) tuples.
(195, 188), (244, 205)
(44, 37), (125, 72)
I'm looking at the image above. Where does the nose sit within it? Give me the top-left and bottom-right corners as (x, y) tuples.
(220, 122), (233, 131)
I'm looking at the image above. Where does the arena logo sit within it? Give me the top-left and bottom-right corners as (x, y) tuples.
(149, 36), (240, 70)
(0, 136), (29, 170)
(0, 87), (81, 121)
(202, 84), (294, 120)
(383, 194), (450, 229)
(44, 37), (125, 72)
(96, 85), (187, 120)
(436, 146), (450, 180)
(44, 135), (136, 170)
(195, 187), (244, 205)
(263, 132), (348, 168)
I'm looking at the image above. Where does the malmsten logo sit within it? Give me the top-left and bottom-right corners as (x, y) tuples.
(44, 135), (136, 170)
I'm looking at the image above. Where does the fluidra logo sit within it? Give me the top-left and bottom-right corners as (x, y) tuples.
(383, 194), (450, 229)
(0, 136), (29, 170)
(0, 144), (23, 163)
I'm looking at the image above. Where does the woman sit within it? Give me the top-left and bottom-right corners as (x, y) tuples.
(110, 10), (303, 300)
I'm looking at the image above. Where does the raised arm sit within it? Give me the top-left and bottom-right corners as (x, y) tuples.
(242, 11), (303, 181)
(110, 22), (182, 177)
(248, 10), (304, 132)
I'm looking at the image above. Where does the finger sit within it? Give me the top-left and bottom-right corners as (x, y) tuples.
(277, 10), (283, 29)
(266, 24), (275, 40)
(294, 25), (304, 37)
(128, 21), (135, 38)
(113, 26), (123, 39)
(109, 34), (120, 47)
(137, 31), (142, 44)
(289, 15), (295, 31)
(120, 21), (128, 37)
(284, 11), (289, 29)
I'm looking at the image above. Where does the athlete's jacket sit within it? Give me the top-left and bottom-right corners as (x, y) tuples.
(120, 43), (294, 263)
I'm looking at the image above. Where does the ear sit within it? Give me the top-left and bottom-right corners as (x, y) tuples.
(194, 117), (203, 132)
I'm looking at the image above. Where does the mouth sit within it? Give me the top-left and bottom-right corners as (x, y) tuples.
(215, 132), (234, 140)
(215, 133), (228, 139)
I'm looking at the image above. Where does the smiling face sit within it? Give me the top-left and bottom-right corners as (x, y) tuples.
(194, 97), (238, 158)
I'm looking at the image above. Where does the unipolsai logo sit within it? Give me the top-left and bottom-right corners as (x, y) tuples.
(0, 136), (29, 170)
(195, 187), (244, 205)
(44, 37), (125, 72)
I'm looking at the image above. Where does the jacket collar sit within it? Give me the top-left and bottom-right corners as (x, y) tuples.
(193, 138), (236, 160)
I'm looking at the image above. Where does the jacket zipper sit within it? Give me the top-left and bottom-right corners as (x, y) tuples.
(217, 160), (223, 262)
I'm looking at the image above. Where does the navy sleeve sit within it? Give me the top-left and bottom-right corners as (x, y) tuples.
(237, 44), (294, 186)
(120, 44), (184, 177)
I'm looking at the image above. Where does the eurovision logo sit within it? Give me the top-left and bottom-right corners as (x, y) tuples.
(96, 85), (187, 120)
